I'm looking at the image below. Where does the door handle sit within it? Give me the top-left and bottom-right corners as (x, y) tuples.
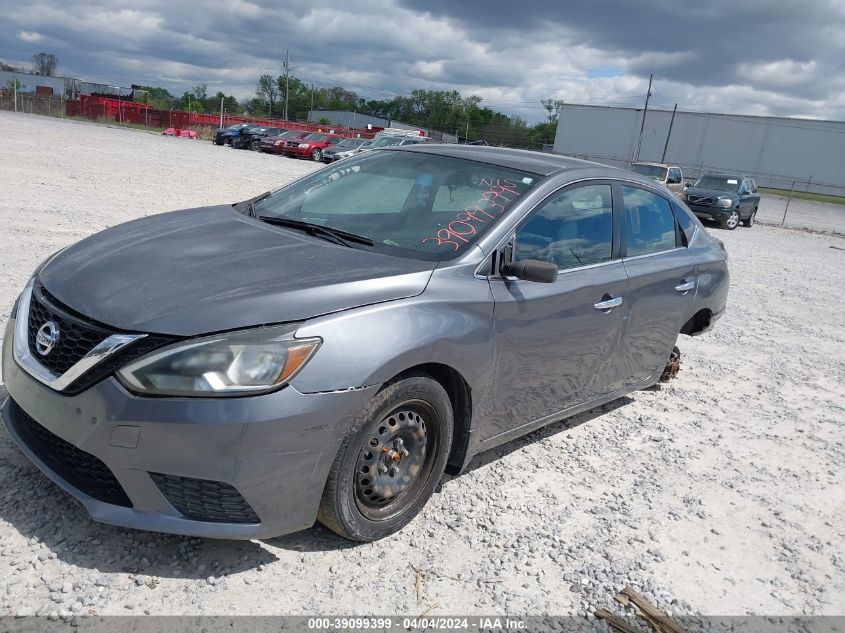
(675, 279), (695, 293)
(594, 296), (623, 312)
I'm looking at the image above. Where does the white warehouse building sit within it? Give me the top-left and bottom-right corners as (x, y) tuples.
(552, 104), (845, 196)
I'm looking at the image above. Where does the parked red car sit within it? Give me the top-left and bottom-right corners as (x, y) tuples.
(259, 130), (310, 155)
(281, 132), (344, 161)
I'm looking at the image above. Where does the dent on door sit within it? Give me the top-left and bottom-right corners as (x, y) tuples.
(486, 261), (629, 441)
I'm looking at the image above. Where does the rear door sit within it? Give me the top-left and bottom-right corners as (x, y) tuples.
(615, 184), (696, 387)
(486, 182), (629, 440)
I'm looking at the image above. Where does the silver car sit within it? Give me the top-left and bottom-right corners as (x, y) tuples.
(321, 137), (372, 163)
(1, 145), (729, 541)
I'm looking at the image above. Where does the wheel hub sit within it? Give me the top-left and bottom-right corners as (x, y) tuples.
(355, 408), (428, 507)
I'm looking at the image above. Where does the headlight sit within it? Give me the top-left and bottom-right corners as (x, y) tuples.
(716, 197), (734, 208)
(116, 324), (320, 397)
(298, 143), (310, 148)
(274, 140), (283, 146)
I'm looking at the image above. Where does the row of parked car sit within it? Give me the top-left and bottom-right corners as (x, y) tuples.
(212, 123), (430, 163)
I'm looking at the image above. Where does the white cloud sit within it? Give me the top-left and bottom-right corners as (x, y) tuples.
(18, 30), (43, 42)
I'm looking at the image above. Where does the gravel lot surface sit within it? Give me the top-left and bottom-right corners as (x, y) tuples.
(0, 112), (843, 620)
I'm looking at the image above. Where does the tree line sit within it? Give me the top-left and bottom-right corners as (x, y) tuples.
(135, 73), (563, 148)
(2, 50), (563, 148)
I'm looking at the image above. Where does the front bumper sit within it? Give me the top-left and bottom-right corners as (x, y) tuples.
(686, 203), (733, 222)
(282, 146), (315, 158)
(1, 317), (377, 539)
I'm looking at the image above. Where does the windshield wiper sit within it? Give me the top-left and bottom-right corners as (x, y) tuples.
(257, 216), (374, 247)
(235, 191), (272, 218)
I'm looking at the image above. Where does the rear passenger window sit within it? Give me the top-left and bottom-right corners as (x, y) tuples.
(622, 186), (678, 257)
(515, 184), (613, 270)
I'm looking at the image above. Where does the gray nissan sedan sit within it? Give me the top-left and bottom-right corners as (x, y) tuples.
(1, 145), (729, 541)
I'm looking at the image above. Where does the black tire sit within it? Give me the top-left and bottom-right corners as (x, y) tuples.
(214, 140), (223, 146)
(250, 139), (260, 151)
(720, 209), (740, 230)
(742, 209), (756, 227)
(318, 373), (453, 541)
(311, 148), (323, 161)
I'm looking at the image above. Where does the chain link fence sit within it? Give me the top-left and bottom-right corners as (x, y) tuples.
(0, 92), (67, 118)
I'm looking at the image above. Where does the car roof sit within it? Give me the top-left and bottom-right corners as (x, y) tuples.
(388, 144), (614, 177)
(633, 161), (671, 168)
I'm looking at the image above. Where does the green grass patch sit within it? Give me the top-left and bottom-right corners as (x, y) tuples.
(760, 187), (845, 206)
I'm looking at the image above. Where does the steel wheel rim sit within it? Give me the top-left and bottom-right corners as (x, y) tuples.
(353, 400), (438, 521)
(312, 149), (321, 161)
(727, 211), (739, 228)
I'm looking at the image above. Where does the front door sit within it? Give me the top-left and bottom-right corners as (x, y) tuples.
(485, 182), (628, 441)
(615, 184), (696, 387)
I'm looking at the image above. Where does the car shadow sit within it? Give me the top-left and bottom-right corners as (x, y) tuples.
(0, 384), (635, 567)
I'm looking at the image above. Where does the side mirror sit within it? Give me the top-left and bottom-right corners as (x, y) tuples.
(504, 259), (558, 283)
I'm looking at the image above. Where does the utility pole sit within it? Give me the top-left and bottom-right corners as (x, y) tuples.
(283, 50), (290, 122)
(632, 73), (653, 164)
(219, 95), (224, 128)
(310, 83), (314, 118)
(661, 102), (677, 163)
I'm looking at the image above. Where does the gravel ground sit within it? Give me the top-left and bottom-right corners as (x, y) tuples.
(0, 112), (843, 620)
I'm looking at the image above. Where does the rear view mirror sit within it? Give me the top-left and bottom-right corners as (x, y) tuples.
(504, 259), (558, 283)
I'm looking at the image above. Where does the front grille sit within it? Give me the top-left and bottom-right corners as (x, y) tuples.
(10, 399), (132, 507)
(687, 195), (715, 205)
(25, 281), (174, 393)
(151, 473), (260, 524)
(28, 283), (110, 376)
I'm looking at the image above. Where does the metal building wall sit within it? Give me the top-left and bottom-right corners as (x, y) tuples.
(553, 104), (845, 195)
(0, 71), (65, 96)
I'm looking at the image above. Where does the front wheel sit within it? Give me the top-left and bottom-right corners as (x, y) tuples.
(250, 139), (261, 151)
(318, 374), (453, 541)
(721, 209), (740, 230)
(311, 148), (323, 161)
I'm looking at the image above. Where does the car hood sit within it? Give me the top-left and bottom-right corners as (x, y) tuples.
(38, 206), (437, 336)
(685, 187), (738, 200)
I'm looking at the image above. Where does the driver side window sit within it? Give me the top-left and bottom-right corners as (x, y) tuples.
(515, 184), (613, 270)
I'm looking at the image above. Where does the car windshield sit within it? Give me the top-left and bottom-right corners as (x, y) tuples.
(279, 130), (304, 139)
(253, 150), (541, 261)
(336, 138), (367, 148)
(370, 137), (406, 148)
(303, 133), (327, 141)
(694, 175), (741, 192)
(631, 164), (668, 180)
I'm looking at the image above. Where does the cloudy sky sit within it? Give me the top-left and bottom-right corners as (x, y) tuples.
(1, 0), (842, 123)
